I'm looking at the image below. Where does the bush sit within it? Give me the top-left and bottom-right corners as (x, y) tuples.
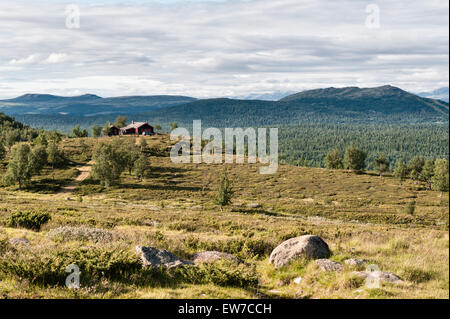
(214, 170), (234, 207)
(404, 201), (416, 215)
(0, 246), (258, 288)
(183, 237), (276, 260)
(0, 246), (141, 286)
(401, 266), (435, 283)
(7, 211), (51, 230)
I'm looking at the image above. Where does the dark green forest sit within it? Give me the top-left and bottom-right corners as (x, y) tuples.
(277, 124), (448, 169)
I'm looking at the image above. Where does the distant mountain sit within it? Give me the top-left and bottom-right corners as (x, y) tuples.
(233, 91), (296, 101)
(7, 93), (102, 103)
(0, 94), (197, 116)
(4, 85), (449, 130)
(143, 85), (448, 127)
(417, 87), (449, 102)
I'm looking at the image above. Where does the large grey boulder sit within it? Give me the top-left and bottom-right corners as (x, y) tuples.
(136, 246), (194, 268)
(191, 251), (240, 265)
(315, 259), (343, 272)
(269, 235), (331, 268)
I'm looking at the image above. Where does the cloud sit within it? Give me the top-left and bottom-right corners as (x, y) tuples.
(0, 0), (448, 98)
(9, 54), (39, 65)
(42, 53), (68, 64)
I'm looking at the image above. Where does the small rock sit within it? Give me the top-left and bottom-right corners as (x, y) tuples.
(315, 259), (343, 272)
(136, 246), (194, 268)
(294, 289), (309, 299)
(269, 235), (331, 268)
(352, 271), (403, 284)
(191, 251), (241, 264)
(247, 202), (261, 208)
(8, 238), (30, 246)
(344, 258), (368, 266)
(268, 289), (282, 294)
(293, 277), (302, 284)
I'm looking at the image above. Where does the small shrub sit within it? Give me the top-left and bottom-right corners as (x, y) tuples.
(0, 246), (141, 286)
(73, 183), (104, 196)
(401, 266), (435, 283)
(7, 211), (51, 231)
(404, 201), (416, 215)
(173, 261), (259, 288)
(366, 288), (394, 298)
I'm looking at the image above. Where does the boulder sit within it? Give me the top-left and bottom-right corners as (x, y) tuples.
(269, 235), (330, 268)
(136, 246), (193, 268)
(8, 238), (30, 246)
(352, 271), (403, 284)
(247, 203), (262, 208)
(315, 259), (343, 272)
(344, 258), (368, 266)
(191, 251), (240, 265)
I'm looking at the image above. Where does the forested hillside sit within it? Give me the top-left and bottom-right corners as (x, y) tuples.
(278, 124), (449, 168)
(0, 94), (197, 116)
(4, 85), (449, 170)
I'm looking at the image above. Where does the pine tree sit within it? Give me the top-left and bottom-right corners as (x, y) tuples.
(324, 149), (343, 169)
(393, 161), (409, 184)
(0, 140), (5, 162)
(374, 153), (389, 176)
(91, 142), (126, 187)
(431, 159), (449, 192)
(3, 143), (47, 189)
(92, 124), (102, 138)
(114, 115), (127, 128)
(344, 144), (366, 172)
(214, 169), (233, 209)
(47, 141), (61, 170)
(408, 156), (425, 181)
(134, 154), (150, 181)
(419, 160), (435, 190)
(138, 137), (148, 152)
(102, 122), (112, 137)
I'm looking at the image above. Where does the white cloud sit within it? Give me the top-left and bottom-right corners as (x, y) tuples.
(0, 0), (448, 98)
(42, 53), (68, 64)
(9, 54), (39, 65)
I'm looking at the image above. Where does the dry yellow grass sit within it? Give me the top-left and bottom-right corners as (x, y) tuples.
(0, 135), (448, 299)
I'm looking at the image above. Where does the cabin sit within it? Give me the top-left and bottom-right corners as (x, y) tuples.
(106, 125), (120, 136)
(120, 121), (154, 135)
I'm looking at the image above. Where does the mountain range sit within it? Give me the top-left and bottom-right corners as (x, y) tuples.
(2, 85), (448, 130)
(0, 94), (196, 116)
(417, 87), (449, 102)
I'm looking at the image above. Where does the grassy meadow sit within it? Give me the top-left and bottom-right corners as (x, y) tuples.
(0, 135), (448, 299)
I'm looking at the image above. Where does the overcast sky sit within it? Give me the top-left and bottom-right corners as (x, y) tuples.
(0, 0), (448, 98)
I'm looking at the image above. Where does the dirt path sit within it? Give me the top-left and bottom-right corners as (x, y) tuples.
(57, 161), (94, 195)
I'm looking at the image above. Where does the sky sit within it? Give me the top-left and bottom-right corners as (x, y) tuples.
(0, 0), (448, 99)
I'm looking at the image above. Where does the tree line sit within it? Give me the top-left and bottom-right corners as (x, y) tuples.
(322, 145), (449, 192)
